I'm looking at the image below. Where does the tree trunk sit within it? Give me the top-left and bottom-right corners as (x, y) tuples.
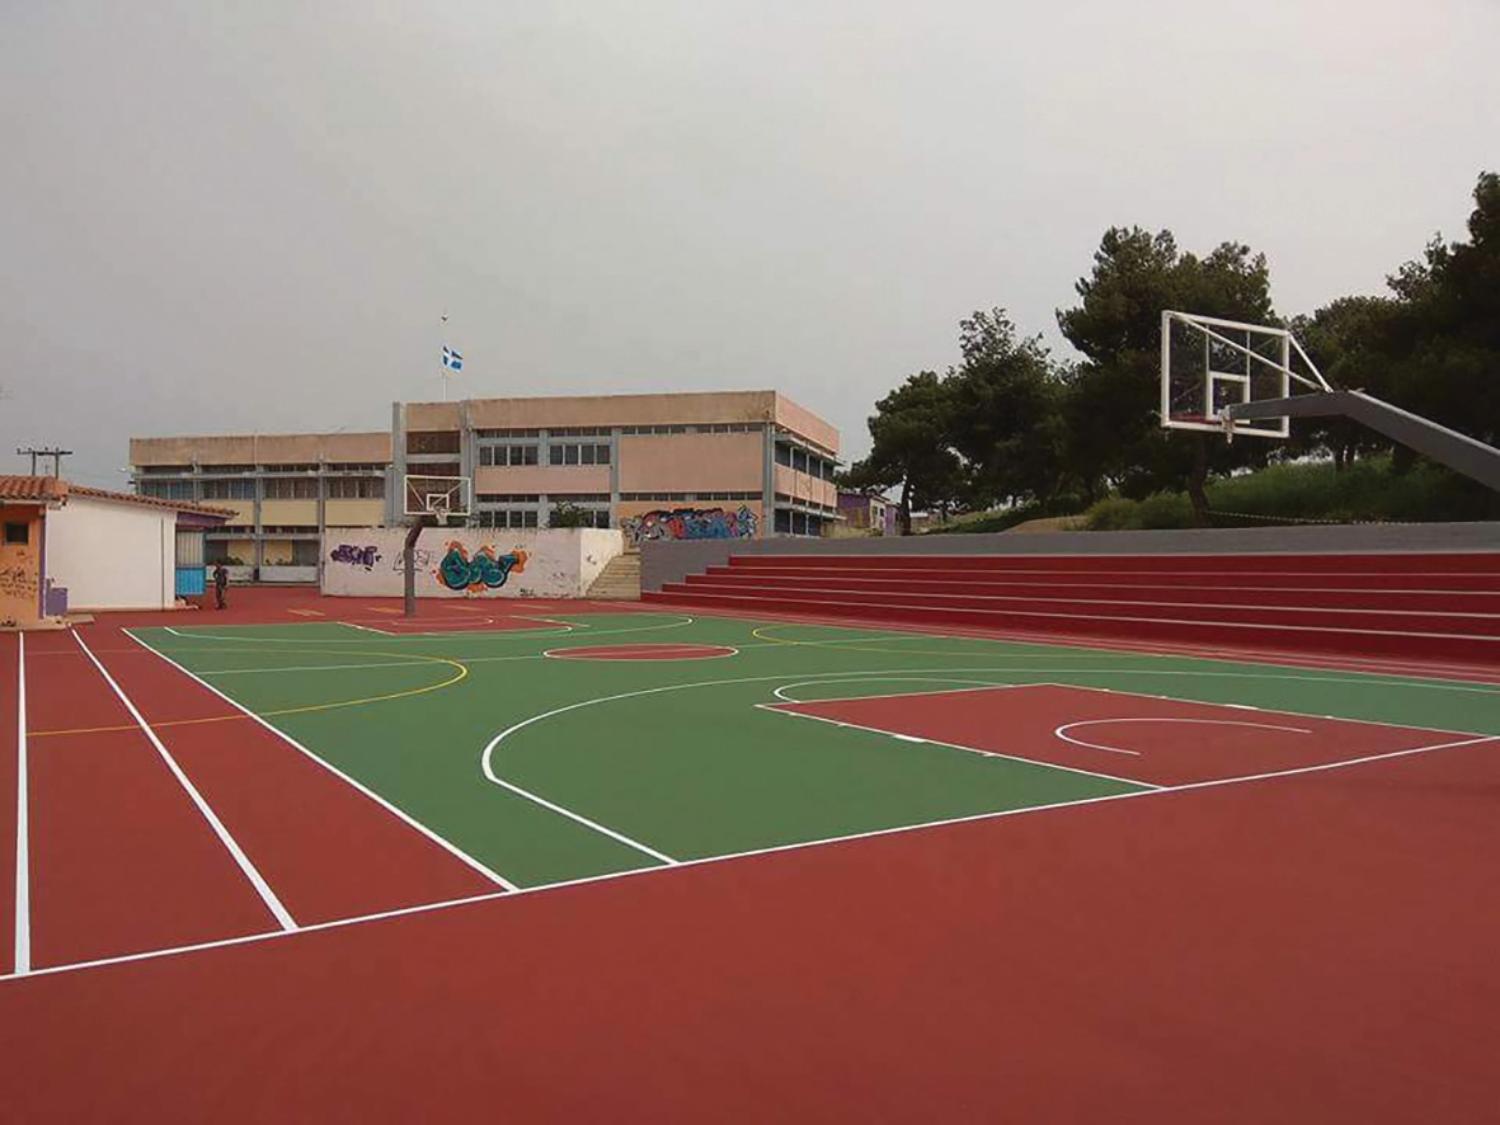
(897, 471), (913, 536)
(1186, 435), (1211, 527)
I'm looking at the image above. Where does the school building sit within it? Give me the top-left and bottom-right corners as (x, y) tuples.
(130, 390), (840, 581)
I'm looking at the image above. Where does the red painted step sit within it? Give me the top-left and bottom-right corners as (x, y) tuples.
(684, 573), (1500, 613)
(644, 588), (1500, 664)
(727, 551), (1500, 574)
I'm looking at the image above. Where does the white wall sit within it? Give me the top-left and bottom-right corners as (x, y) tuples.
(47, 496), (177, 610)
(321, 527), (623, 598)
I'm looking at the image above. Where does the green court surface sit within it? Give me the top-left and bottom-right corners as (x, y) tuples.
(129, 612), (1500, 890)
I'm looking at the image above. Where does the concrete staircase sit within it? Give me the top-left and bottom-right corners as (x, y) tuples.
(586, 552), (642, 600)
(643, 550), (1500, 663)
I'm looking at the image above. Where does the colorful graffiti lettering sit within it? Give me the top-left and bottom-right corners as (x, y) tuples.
(435, 542), (529, 592)
(622, 505), (758, 545)
(328, 543), (381, 570)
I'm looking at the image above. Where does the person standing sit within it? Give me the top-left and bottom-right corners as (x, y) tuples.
(213, 562), (229, 610)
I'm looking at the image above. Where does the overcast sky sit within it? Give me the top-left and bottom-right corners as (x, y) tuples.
(3, 1), (1497, 486)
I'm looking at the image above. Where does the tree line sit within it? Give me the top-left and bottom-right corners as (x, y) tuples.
(844, 172), (1500, 533)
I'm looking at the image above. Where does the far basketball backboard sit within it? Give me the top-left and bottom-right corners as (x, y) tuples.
(403, 474), (471, 521)
(1160, 311), (1330, 440)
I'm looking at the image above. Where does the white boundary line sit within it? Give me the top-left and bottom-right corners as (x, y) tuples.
(158, 614), (698, 646)
(5, 727), (1494, 985)
(12, 633), (29, 975)
(757, 704), (1154, 788)
(125, 630), (518, 892)
(1053, 717), (1311, 757)
(72, 630), (296, 931)
(543, 643), (739, 662)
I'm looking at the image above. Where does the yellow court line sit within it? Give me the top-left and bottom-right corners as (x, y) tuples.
(31, 647), (469, 739)
(287, 609), (325, 617)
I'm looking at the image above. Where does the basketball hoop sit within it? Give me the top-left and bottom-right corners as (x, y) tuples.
(404, 474), (471, 525)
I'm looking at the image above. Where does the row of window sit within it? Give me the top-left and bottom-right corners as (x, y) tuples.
(327, 477), (384, 499)
(478, 444), (539, 466)
(774, 492), (838, 513)
(474, 510), (540, 529)
(476, 493), (541, 503)
(773, 444), (837, 479)
(473, 508), (612, 530)
(774, 510), (830, 536)
(475, 428), (541, 438)
(550, 443), (611, 466)
(204, 541), (322, 566)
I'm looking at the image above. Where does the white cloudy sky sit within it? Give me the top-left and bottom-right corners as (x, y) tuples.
(2, 0), (1496, 485)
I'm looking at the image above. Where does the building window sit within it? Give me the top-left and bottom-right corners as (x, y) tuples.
(140, 480), (197, 500)
(407, 430), (461, 455)
(548, 443), (610, 466)
(326, 477), (385, 499)
(291, 541), (321, 566)
(476, 493), (540, 503)
(476, 509), (539, 529)
(618, 424), (689, 435)
(263, 478), (318, 499)
(201, 479), (256, 500)
(476, 428), (541, 439)
(4, 522), (27, 545)
(478, 444), (539, 467)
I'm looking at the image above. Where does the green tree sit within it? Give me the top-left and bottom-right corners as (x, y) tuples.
(1286, 296), (1401, 469)
(842, 371), (965, 534)
(944, 309), (1068, 508)
(1383, 171), (1500, 449)
(1056, 228), (1277, 522)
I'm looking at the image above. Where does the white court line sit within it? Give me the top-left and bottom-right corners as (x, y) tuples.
(159, 614), (697, 646)
(770, 678), (1019, 704)
(72, 630), (296, 931)
(126, 630), (518, 891)
(6, 727), (1494, 986)
(757, 704), (1153, 789)
(1052, 717), (1312, 757)
(13, 633), (29, 975)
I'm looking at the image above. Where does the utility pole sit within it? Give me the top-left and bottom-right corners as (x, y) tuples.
(17, 446), (72, 477)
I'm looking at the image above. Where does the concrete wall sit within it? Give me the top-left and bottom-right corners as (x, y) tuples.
(641, 521), (1500, 591)
(46, 495), (176, 610)
(131, 431), (390, 466)
(0, 506), (45, 624)
(618, 433), (762, 492)
(322, 527), (623, 598)
(473, 465), (610, 495)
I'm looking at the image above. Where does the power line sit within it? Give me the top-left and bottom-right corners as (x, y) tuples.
(16, 447), (72, 477)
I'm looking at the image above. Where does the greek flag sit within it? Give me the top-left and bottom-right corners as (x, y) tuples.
(442, 345), (463, 372)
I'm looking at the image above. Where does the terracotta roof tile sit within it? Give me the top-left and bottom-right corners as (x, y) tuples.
(67, 484), (236, 519)
(0, 476), (68, 503)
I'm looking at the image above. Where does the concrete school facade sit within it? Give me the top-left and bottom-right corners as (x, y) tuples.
(131, 390), (841, 583)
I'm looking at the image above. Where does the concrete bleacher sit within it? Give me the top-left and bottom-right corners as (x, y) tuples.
(642, 536), (1500, 665)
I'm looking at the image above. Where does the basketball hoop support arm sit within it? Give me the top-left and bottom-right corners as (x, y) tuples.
(1229, 390), (1500, 493)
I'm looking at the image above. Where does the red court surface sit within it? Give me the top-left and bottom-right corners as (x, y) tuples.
(22, 631), (276, 967)
(767, 683), (1481, 787)
(88, 635), (503, 923)
(2, 735), (1497, 1123)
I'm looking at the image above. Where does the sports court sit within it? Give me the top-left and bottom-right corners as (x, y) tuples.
(4, 588), (1499, 1121)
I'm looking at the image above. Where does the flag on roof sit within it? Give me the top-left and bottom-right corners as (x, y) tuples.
(442, 346), (463, 372)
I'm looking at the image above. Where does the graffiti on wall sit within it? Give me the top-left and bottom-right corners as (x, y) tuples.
(0, 564), (37, 599)
(435, 542), (529, 592)
(622, 505), (758, 545)
(328, 543), (382, 570)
